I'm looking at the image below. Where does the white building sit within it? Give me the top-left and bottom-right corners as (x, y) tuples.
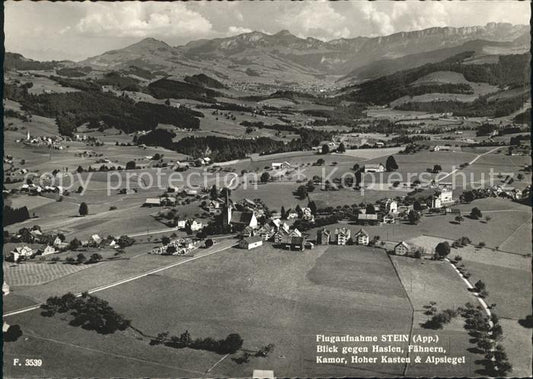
(354, 229), (370, 245)
(364, 163), (385, 173)
(394, 241), (411, 256)
(239, 236), (263, 250)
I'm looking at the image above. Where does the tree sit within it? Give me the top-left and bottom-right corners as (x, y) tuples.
(125, 161), (136, 170)
(365, 204), (376, 214)
(88, 253), (103, 263)
(470, 207), (482, 219)
(260, 172), (270, 183)
(166, 245), (177, 255)
(79, 202), (88, 216)
(308, 201), (317, 215)
(76, 253), (87, 264)
(69, 238), (81, 250)
(474, 280), (486, 292)
(413, 200), (423, 211)
(117, 235), (135, 248)
(432, 164), (442, 173)
(461, 190), (475, 203)
(408, 210), (421, 225)
(337, 143), (346, 153)
(256, 343), (275, 357)
(280, 206), (286, 219)
(161, 236), (171, 245)
(3, 324), (23, 342)
(316, 158), (325, 166)
(485, 215), (491, 223)
(209, 185), (218, 200)
(205, 239), (214, 248)
(455, 215), (464, 223)
(322, 144), (330, 154)
(385, 156), (399, 172)
(220, 333), (243, 354)
(435, 241), (451, 259)
(295, 185), (308, 200)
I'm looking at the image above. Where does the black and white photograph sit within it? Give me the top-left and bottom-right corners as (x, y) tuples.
(2, 1), (532, 377)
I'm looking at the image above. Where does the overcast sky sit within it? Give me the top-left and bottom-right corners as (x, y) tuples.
(5, 1), (531, 61)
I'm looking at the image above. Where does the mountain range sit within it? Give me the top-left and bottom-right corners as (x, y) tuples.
(8, 22), (531, 87)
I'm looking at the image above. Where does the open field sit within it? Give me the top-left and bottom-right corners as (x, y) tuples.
(4, 244), (447, 377)
(391, 256), (480, 376)
(3, 261), (95, 286)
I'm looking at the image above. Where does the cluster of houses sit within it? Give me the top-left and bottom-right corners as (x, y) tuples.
(150, 237), (199, 256)
(17, 131), (65, 150)
(20, 183), (65, 196)
(315, 227), (374, 246)
(488, 184), (528, 200)
(75, 150), (102, 158)
(6, 232), (126, 263)
(143, 187), (200, 207)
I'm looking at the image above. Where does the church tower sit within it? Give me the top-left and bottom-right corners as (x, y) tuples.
(222, 189), (232, 226)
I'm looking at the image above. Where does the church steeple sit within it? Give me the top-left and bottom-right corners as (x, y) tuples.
(222, 188), (232, 226)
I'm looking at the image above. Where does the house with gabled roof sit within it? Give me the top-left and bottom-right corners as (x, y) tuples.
(290, 236), (305, 251)
(316, 228), (331, 245)
(334, 228), (351, 245)
(394, 241), (411, 256)
(354, 229), (370, 245)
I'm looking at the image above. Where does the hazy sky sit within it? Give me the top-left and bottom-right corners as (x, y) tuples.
(5, 1), (531, 61)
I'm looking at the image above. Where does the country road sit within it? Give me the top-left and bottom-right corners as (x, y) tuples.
(437, 146), (501, 182)
(3, 238), (237, 318)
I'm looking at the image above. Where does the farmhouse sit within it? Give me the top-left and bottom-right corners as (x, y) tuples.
(241, 226), (255, 238)
(41, 245), (56, 256)
(90, 234), (102, 246)
(143, 198), (161, 207)
(364, 163), (385, 173)
(301, 207), (314, 221)
(432, 145), (451, 152)
(357, 213), (379, 225)
(273, 229), (289, 245)
(257, 224), (275, 241)
(161, 196), (177, 206)
(53, 236), (68, 249)
(271, 161), (291, 170)
(8, 246), (34, 261)
(3, 281), (10, 295)
(286, 209), (299, 219)
(383, 213), (396, 224)
(239, 236), (263, 250)
(354, 229), (370, 245)
(186, 220), (204, 232)
(394, 241), (411, 256)
(317, 228), (331, 245)
(290, 236), (305, 251)
(385, 199), (398, 214)
(334, 228), (351, 245)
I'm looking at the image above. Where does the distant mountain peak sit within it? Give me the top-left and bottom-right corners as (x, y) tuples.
(127, 37), (171, 50)
(275, 29), (294, 37)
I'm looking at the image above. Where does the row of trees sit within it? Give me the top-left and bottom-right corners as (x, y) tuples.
(3, 205), (31, 226)
(150, 330), (244, 355)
